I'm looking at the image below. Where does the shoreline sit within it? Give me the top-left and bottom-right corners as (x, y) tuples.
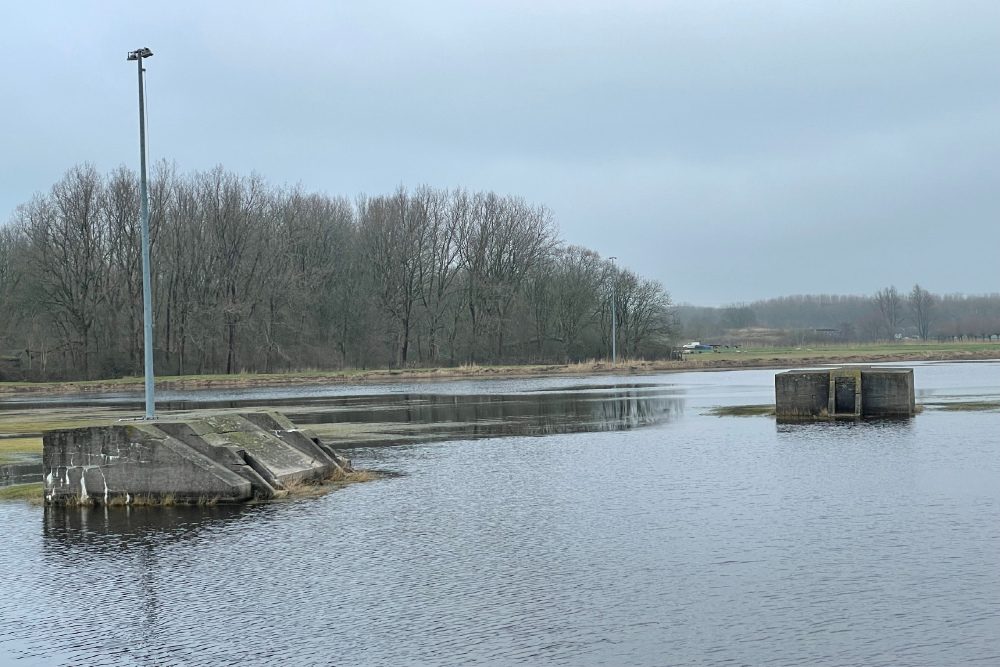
(0, 347), (996, 397)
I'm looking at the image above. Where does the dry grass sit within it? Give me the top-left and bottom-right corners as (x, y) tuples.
(56, 492), (225, 507)
(279, 468), (384, 499)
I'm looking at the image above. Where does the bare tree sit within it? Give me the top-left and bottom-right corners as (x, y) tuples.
(873, 286), (903, 339)
(459, 192), (557, 361)
(414, 186), (462, 363)
(103, 166), (143, 372)
(198, 168), (274, 373)
(549, 246), (603, 361)
(908, 284), (935, 340)
(723, 304), (757, 330)
(2, 163), (695, 379)
(859, 311), (887, 343)
(17, 165), (109, 377)
(359, 187), (423, 366)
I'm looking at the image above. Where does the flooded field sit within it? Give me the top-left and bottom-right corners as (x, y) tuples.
(1, 361), (998, 665)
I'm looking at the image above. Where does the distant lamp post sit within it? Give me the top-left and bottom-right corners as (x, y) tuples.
(609, 256), (617, 363)
(127, 47), (156, 419)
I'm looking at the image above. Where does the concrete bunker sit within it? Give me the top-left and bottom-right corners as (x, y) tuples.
(775, 367), (915, 419)
(42, 410), (351, 505)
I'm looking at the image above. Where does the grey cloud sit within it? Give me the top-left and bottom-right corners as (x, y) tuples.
(1, 0), (996, 304)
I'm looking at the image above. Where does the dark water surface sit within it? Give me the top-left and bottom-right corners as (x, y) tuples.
(1, 362), (998, 665)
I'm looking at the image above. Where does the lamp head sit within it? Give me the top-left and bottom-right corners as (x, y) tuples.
(127, 48), (154, 61)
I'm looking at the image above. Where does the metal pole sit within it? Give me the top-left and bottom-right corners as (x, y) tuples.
(137, 54), (155, 419)
(610, 256), (617, 363)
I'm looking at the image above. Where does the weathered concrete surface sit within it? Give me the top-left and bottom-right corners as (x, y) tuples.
(774, 371), (831, 418)
(42, 410), (351, 505)
(775, 367), (914, 419)
(860, 368), (915, 417)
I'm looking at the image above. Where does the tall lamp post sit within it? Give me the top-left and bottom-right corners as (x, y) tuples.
(609, 256), (617, 363)
(127, 47), (156, 419)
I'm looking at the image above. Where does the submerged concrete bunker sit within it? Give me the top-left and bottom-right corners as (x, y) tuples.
(775, 366), (915, 419)
(42, 411), (351, 505)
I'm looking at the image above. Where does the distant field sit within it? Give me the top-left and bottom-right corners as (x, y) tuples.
(0, 342), (995, 489)
(0, 342), (995, 399)
(679, 342), (999, 363)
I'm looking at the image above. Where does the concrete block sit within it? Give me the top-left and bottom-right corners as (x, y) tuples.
(43, 424), (253, 505)
(861, 368), (915, 417)
(42, 410), (349, 506)
(774, 371), (831, 418)
(775, 367), (915, 419)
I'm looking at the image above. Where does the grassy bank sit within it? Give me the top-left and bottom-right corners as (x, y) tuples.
(0, 482), (44, 502)
(0, 342), (995, 398)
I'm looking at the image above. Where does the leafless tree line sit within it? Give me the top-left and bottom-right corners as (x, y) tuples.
(679, 288), (1000, 344)
(0, 164), (678, 380)
(864, 284), (941, 342)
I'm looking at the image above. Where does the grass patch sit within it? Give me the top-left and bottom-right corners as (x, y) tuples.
(707, 404), (776, 417)
(922, 401), (1000, 412)
(0, 437), (43, 454)
(0, 419), (111, 435)
(0, 482), (44, 502)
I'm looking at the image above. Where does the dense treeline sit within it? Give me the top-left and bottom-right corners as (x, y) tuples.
(0, 164), (678, 380)
(679, 290), (1000, 345)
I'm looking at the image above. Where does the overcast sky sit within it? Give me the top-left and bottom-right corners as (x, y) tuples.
(2, 0), (997, 305)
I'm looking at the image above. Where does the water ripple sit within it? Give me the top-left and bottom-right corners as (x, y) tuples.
(1, 365), (998, 665)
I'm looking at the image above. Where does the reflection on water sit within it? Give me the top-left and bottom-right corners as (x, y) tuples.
(286, 389), (683, 434)
(0, 387), (684, 486)
(42, 504), (257, 550)
(1, 364), (998, 666)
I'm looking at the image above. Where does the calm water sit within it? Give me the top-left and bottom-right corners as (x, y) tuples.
(1, 361), (998, 666)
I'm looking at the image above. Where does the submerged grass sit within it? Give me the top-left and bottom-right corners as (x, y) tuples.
(707, 404), (776, 417)
(922, 401), (1000, 412)
(709, 400), (996, 417)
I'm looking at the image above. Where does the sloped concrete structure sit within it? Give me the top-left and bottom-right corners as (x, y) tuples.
(775, 367), (914, 419)
(43, 411), (350, 505)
